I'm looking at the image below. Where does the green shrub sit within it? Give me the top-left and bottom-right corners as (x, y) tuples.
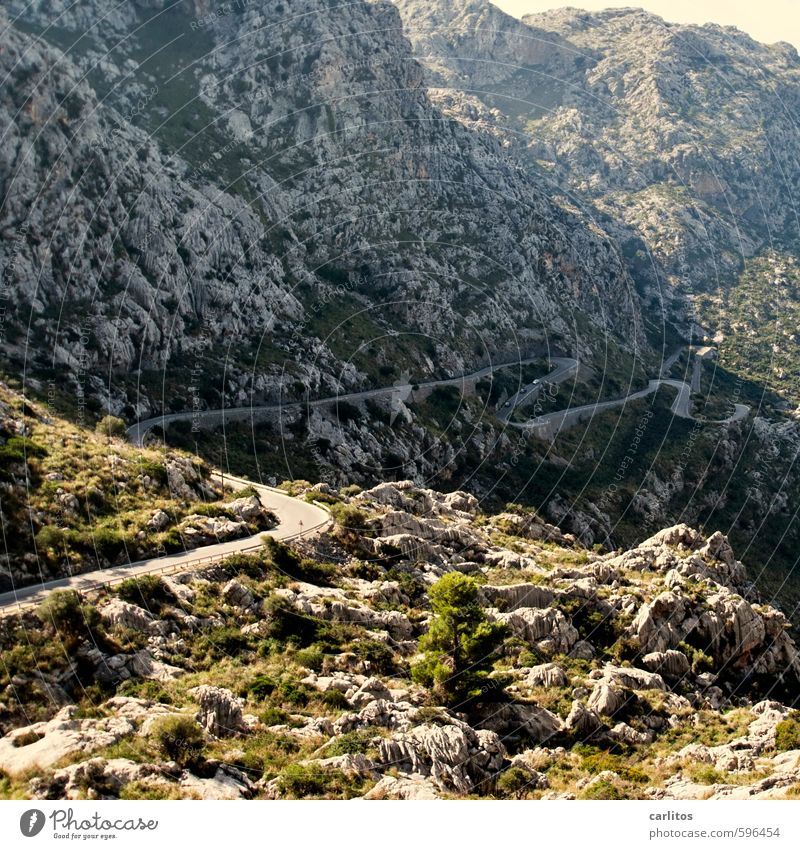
(384, 569), (426, 604)
(150, 715), (205, 768)
(678, 642), (715, 674)
(220, 552), (267, 580)
(91, 525), (127, 560)
(330, 504), (368, 537)
(117, 679), (172, 703)
(276, 764), (364, 799)
(579, 779), (628, 800)
(117, 575), (175, 613)
(324, 730), (371, 757)
(37, 590), (100, 640)
(262, 537), (335, 585)
(274, 679), (311, 707)
(135, 459), (168, 487)
(263, 596), (320, 645)
(775, 717), (800, 752)
(35, 525), (67, 555)
(0, 435), (47, 463)
(609, 637), (642, 664)
(95, 416), (127, 438)
(496, 766), (535, 799)
(307, 490), (340, 506)
(688, 764), (725, 785)
(235, 485), (261, 499)
(351, 639), (396, 674)
(580, 751), (648, 784)
(259, 706), (290, 726)
(160, 527), (185, 553)
(194, 626), (253, 662)
(276, 763), (328, 797)
(246, 674), (277, 701)
(295, 646), (325, 672)
(320, 689), (350, 709)
(263, 536), (306, 574)
(191, 503), (237, 520)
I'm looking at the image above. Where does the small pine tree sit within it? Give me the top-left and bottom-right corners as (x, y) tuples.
(411, 572), (505, 704)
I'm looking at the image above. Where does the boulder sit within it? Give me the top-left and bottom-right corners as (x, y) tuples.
(569, 640), (596, 660)
(608, 722), (653, 746)
(363, 774), (440, 799)
(147, 509), (171, 532)
(222, 579), (258, 611)
(600, 665), (666, 691)
(525, 663), (568, 688)
(376, 720), (505, 794)
(629, 591), (693, 654)
(642, 650), (691, 679)
(224, 495), (268, 523)
(179, 764), (255, 799)
(565, 700), (602, 737)
(306, 753), (377, 778)
(104, 696), (177, 724)
(101, 598), (156, 633)
(0, 707), (135, 777)
(29, 757), (172, 800)
(349, 677), (393, 707)
(498, 607), (578, 653)
(333, 699), (418, 735)
(276, 583), (414, 639)
(127, 650), (184, 682)
(480, 583), (554, 611)
(588, 683), (625, 717)
(475, 703), (562, 743)
(190, 686), (245, 737)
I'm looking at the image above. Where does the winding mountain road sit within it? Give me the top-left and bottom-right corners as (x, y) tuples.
(0, 474), (330, 614)
(496, 357), (579, 422)
(513, 377), (749, 440)
(1, 351), (749, 613)
(126, 355), (562, 446)
(0, 354), (561, 614)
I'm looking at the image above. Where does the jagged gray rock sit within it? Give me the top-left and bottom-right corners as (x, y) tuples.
(190, 686), (245, 737)
(376, 721), (505, 794)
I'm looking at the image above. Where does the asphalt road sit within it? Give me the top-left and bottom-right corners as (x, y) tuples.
(496, 357), (579, 422)
(5, 354), (551, 613)
(515, 377), (749, 440)
(659, 346), (685, 378)
(127, 355), (555, 446)
(0, 474), (330, 614)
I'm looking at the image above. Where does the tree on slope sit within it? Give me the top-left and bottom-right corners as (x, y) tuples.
(412, 572), (505, 705)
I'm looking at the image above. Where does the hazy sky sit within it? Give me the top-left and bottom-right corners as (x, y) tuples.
(493, 1), (800, 48)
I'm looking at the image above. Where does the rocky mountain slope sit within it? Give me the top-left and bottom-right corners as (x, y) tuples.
(4, 0), (800, 628)
(1, 0), (643, 421)
(394, 0), (800, 332)
(1, 479), (798, 800)
(387, 0), (800, 616)
(0, 379), (275, 592)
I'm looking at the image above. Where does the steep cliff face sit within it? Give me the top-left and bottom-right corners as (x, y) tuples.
(1, 0), (643, 420)
(394, 0), (800, 315)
